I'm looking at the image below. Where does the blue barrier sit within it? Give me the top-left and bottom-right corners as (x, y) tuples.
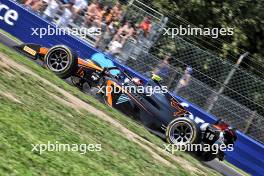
(1, 1), (264, 175)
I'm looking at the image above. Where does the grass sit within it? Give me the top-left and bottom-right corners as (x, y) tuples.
(0, 41), (222, 176)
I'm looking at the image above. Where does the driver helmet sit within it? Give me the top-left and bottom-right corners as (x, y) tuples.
(151, 73), (162, 82)
(223, 126), (237, 143)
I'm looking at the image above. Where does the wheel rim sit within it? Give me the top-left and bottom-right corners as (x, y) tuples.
(47, 49), (70, 72)
(170, 121), (194, 144)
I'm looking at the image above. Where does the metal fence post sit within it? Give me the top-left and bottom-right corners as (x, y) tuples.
(206, 52), (249, 113)
(244, 111), (256, 133)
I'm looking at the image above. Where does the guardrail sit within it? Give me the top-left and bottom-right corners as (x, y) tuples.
(0, 1), (263, 175)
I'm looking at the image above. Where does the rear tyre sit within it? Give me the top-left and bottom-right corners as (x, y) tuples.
(44, 45), (78, 79)
(166, 117), (198, 145)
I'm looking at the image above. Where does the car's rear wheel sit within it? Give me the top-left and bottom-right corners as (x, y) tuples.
(166, 117), (198, 145)
(44, 45), (78, 79)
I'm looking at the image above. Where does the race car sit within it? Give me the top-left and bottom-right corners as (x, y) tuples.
(14, 43), (196, 142)
(14, 43), (237, 161)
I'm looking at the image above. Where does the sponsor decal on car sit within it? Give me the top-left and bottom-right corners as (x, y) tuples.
(180, 102), (210, 129)
(23, 46), (36, 56)
(116, 94), (130, 104)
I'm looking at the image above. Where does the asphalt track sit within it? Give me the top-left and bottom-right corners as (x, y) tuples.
(0, 31), (245, 176)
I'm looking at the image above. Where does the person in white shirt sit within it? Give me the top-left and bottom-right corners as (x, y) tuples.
(57, 2), (74, 27)
(42, 0), (59, 21)
(107, 37), (123, 55)
(73, 0), (88, 14)
(175, 66), (193, 94)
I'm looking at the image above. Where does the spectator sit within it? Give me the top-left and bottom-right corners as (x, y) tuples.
(107, 37), (123, 56)
(95, 5), (112, 28)
(112, 20), (135, 46)
(95, 21), (120, 50)
(94, 6), (114, 48)
(83, 0), (102, 27)
(175, 66), (193, 93)
(56, 2), (75, 27)
(104, 7), (114, 24)
(152, 55), (171, 77)
(111, 1), (122, 21)
(138, 16), (152, 37)
(24, 0), (43, 11)
(73, 0), (88, 15)
(42, 0), (59, 21)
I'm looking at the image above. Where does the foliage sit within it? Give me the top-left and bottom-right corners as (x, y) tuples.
(144, 0), (264, 77)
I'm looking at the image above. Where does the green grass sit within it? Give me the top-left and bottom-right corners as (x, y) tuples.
(0, 42), (221, 176)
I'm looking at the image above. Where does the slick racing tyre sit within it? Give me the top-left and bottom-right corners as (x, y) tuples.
(166, 117), (198, 145)
(44, 45), (78, 79)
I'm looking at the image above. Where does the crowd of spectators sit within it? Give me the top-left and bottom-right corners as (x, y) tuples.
(23, 0), (153, 56)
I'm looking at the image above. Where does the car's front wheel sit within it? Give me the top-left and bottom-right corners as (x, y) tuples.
(44, 45), (78, 79)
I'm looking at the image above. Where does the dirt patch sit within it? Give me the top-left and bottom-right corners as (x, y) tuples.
(0, 52), (206, 174)
(0, 91), (22, 103)
(0, 56), (20, 77)
(0, 56), (12, 70)
(42, 89), (82, 113)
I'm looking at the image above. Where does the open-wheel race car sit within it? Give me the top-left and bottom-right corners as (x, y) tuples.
(14, 44), (237, 161)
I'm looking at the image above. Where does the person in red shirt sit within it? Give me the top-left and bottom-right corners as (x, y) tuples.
(139, 16), (152, 37)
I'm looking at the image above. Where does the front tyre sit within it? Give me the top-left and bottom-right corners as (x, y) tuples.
(166, 117), (198, 145)
(44, 45), (78, 79)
